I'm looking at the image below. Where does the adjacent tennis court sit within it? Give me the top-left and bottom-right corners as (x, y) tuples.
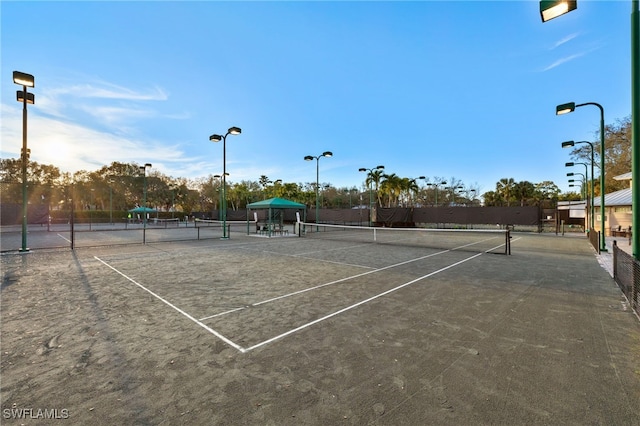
(1, 231), (639, 424)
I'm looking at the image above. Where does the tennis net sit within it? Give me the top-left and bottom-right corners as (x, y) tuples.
(299, 223), (511, 255)
(194, 219), (255, 234)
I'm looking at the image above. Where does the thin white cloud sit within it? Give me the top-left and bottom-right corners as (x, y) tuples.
(77, 104), (156, 124)
(551, 32), (579, 50)
(50, 82), (168, 101)
(542, 52), (587, 71)
(0, 104), (202, 178)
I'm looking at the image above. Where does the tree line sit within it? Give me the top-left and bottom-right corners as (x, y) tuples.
(0, 115), (630, 214)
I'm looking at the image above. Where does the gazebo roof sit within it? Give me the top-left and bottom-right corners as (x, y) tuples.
(247, 197), (306, 209)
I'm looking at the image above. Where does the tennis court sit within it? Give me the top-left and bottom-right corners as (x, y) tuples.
(1, 231), (639, 424)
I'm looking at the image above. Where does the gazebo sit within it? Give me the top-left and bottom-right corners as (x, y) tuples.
(246, 197), (306, 237)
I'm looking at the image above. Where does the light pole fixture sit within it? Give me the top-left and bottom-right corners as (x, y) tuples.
(409, 176), (426, 207)
(210, 126), (242, 239)
(539, 0), (577, 22)
(543, 0), (638, 256)
(358, 165), (384, 226)
(108, 178), (115, 225)
(562, 140), (595, 230)
(426, 181), (447, 206)
(213, 173), (228, 212)
(565, 162), (590, 223)
(556, 101), (607, 251)
(140, 163), (152, 244)
(169, 184), (177, 219)
(446, 185), (464, 206)
(13, 71), (35, 253)
(305, 151), (332, 228)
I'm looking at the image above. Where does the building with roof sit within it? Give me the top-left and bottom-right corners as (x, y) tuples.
(593, 172), (632, 235)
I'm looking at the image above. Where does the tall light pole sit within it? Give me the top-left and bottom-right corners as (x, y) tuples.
(562, 140), (595, 230)
(358, 165), (384, 226)
(446, 185), (464, 206)
(556, 102), (606, 251)
(89, 188), (95, 231)
(170, 184), (177, 219)
(305, 151), (332, 228)
(108, 178), (115, 225)
(409, 176), (426, 207)
(427, 181), (447, 206)
(210, 127), (242, 239)
(13, 71), (35, 253)
(140, 163), (152, 244)
(565, 162), (590, 230)
(541, 0), (638, 255)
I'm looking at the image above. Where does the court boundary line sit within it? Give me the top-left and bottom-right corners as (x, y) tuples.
(94, 256), (246, 353)
(198, 248), (449, 321)
(243, 250), (490, 352)
(95, 238), (511, 354)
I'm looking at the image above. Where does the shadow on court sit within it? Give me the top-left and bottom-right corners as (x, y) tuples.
(1, 233), (638, 425)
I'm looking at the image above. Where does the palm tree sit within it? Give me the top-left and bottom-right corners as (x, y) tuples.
(496, 178), (516, 206)
(380, 173), (402, 207)
(364, 169), (385, 207)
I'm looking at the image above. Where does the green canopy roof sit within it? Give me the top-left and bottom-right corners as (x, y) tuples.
(247, 197), (305, 209)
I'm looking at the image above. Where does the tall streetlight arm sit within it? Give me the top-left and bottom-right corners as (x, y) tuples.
(210, 127), (242, 239)
(13, 71), (35, 253)
(359, 165), (384, 226)
(305, 152), (333, 228)
(562, 140), (595, 230)
(556, 101), (606, 251)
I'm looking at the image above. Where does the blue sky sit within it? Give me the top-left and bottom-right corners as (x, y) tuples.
(0, 1), (633, 197)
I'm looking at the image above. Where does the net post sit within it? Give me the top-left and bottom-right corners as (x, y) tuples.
(506, 229), (511, 255)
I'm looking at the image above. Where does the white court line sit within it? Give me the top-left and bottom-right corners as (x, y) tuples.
(206, 234), (508, 319)
(97, 237), (510, 354)
(94, 256), (246, 353)
(57, 233), (71, 243)
(252, 249), (449, 307)
(199, 307), (246, 321)
(200, 249), (450, 322)
(243, 248), (496, 352)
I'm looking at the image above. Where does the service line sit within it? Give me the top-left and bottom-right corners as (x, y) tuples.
(243, 250), (491, 352)
(94, 256), (246, 353)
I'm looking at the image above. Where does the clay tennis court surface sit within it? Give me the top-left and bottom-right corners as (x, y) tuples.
(1, 232), (639, 424)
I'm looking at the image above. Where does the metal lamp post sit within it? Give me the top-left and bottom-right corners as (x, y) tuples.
(565, 162), (590, 230)
(541, 0), (638, 255)
(427, 181), (447, 206)
(358, 165), (384, 226)
(210, 127), (242, 239)
(305, 151), (332, 228)
(567, 171), (586, 192)
(556, 102), (606, 251)
(140, 163), (152, 244)
(108, 178), (115, 225)
(13, 71), (35, 253)
(409, 176), (426, 207)
(170, 184), (176, 219)
(89, 188), (95, 231)
(562, 140), (595, 230)
(446, 185), (464, 206)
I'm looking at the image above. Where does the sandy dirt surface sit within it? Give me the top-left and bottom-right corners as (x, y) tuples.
(1, 233), (639, 425)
